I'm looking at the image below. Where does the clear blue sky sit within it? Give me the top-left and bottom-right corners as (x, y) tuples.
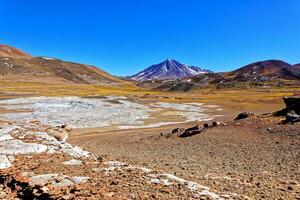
(1, 0), (299, 76)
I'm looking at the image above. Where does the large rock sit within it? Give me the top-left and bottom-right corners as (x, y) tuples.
(274, 96), (300, 125)
(234, 112), (254, 120)
(283, 96), (300, 115)
(29, 174), (75, 188)
(179, 125), (202, 138)
(0, 140), (47, 155)
(283, 111), (300, 124)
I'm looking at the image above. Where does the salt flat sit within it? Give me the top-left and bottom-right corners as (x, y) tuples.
(0, 96), (216, 129)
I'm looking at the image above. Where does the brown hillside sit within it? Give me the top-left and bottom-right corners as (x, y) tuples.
(0, 45), (128, 85)
(0, 44), (32, 58)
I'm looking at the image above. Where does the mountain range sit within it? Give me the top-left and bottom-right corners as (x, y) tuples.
(147, 59), (300, 91)
(1, 44), (299, 91)
(129, 59), (211, 81)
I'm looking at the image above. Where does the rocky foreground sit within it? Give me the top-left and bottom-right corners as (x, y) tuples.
(0, 120), (239, 199)
(0, 96), (299, 199)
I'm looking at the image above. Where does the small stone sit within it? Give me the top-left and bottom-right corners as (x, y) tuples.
(212, 121), (220, 127)
(287, 185), (293, 190)
(0, 191), (6, 199)
(0, 155), (12, 169)
(63, 159), (83, 166)
(110, 181), (118, 185)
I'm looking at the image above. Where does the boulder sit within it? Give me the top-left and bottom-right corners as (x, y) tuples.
(185, 125), (199, 132)
(283, 111), (300, 124)
(179, 126), (202, 138)
(275, 96), (300, 116)
(234, 112), (254, 120)
(179, 129), (202, 138)
(283, 96), (300, 115)
(29, 174), (75, 188)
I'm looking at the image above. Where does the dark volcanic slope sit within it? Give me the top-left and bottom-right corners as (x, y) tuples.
(0, 45), (127, 85)
(147, 60), (300, 91)
(231, 60), (300, 81)
(294, 63), (300, 70)
(129, 59), (211, 81)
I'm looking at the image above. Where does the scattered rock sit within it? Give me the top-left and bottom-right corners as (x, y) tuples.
(234, 112), (254, 120)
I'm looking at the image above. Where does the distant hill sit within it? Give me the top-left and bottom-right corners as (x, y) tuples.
(143, 59), (300, 91)
(0, 44), (32, 59)
(294, 63), (300, 70)
(0, 44), (127, 85)
(231, 60), (300, 81)
(128, 59), (212, 81)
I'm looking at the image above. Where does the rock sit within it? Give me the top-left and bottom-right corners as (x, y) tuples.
(0, 134), (13, 141)
(234, 112), (254, 120)
(203, 123), (209, 128)
(0, 140), (47, 155)
(287, 185), (293, 190)
(71, 176), (90, 184)
(179, 126), (202, 138)
(171, 128), (180, 133)
(283, 111), (300, 124)
(283, 96), (300, 114)
(185, 125), (199, 132)
(29, 174), (75, 188)
(63, 159), (83, 166)
(0, 155), (12, 169)
(275, 96), (300, 116)
(61, 124), (67, 129)
(29, 174), (60, 186)
(212, 121), (220, 127)
(50, 131), (69, 142)
(0, 191), (6, 199)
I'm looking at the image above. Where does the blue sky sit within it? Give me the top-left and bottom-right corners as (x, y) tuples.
(1, 0), (299, 76)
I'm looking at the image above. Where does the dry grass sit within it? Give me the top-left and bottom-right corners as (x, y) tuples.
(0, 80), (297, 116)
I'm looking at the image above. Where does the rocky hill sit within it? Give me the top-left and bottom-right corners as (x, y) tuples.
(231, 60), (300, 81)
(0, 44), (127, 85)
(143, 60), (300, 91)
(0, 45), (32, 59)
(129, 59), (212, 81)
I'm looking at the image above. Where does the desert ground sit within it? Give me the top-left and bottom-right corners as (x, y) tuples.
(0, 82), (299, 199)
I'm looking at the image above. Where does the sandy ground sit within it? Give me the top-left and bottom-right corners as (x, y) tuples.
(70, 116), (300, 199)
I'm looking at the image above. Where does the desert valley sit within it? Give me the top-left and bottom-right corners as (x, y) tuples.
(0, 44), (299, 200)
